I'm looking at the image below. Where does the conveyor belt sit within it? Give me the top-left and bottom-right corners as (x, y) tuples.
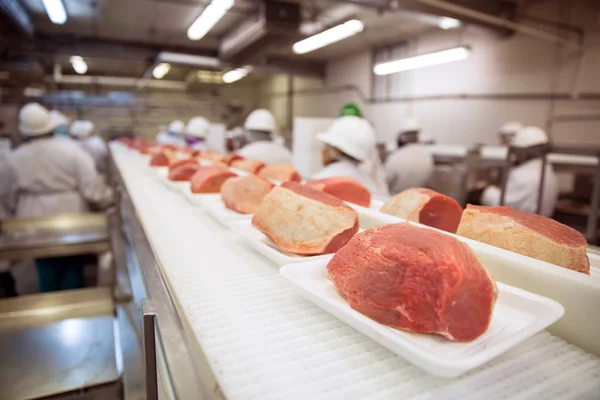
(112, 145), (600, 400)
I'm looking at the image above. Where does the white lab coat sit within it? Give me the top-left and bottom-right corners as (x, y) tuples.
(79, 136), (108, 173)
(384, 144), (434, 194)
(0, 154), (16, 273)
(238, 141), (292, 165)
(312, 159), (382, 195)
(6, 137), (113, 219)
(481, 158), (558, 217)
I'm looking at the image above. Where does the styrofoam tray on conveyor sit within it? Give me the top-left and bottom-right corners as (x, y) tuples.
(346, 202), (600, 357)
(110, 144), (600, 400)
(202, 195), (252, 226)
(228, 219), (333, 265)
(281, 256), (564, 378)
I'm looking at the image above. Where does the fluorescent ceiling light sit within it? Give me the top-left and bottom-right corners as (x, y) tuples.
(222, 68), (248, 83)
(70, 56), (88, 74)
(158, 52), (221, 68)
(187, 0), (234, 41)
(438, 17), (461, 30)
(24, 87), (46, 97)
(42, 0), (67, 25)
(373, 46), (470, 75)
(152, 63), (171, 79)
(293, 19), (364, 54)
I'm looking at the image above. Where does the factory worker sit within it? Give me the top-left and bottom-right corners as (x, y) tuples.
(384, 117), (434, 194)
(314, 116), (388, 196)
(50, 110), (70, 137)
(481, 126), (558, 217)
(70, 120), (108, 173)
(226, 127), (246, 153)
(156, 120), (185, 147)
(498, 121), (523, 146)
(237, 109), (292, 164)
(2, 103), (113, 292)
(185, 116), (211, 151)
(0, 154), (17, 297)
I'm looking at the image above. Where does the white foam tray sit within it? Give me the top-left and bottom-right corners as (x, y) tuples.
(346, 202), (600, 357)
(110, 144), (600, 400)
(202, 195), (252, 226)
(228, 219), (334, 265)
(280, 256), (564, 378)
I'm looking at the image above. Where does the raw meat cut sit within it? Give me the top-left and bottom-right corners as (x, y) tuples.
(221, 175), (274, 214)
(168, 159), (199, 181)
(224, 153), (244, 165)
(199, 151), (227, 163)
(150, 147), (179, 167)
(306, 177), (371, 207)
(457, 205), (590, 274)
(252, 182), (359, 255)
(190, 165), (237, 193)
(230, 158), (265, 174)
(258, 163), (302, 183)
(380, 188), (463, 233)
(328, 223), (498, 342)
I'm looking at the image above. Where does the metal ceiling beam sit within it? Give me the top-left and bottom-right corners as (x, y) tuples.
(0, 34), (219, 63)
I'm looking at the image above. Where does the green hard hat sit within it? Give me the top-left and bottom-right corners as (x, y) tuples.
(339, 103), (362, 118)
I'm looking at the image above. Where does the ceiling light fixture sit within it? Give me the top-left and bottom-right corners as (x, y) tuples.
(42, 0), (67, 25)
(438, 17), (461, 30)
(373, 46), (470, 75)
(187, 0), (234, 41)
(293, 19), (364, 54)
(222, 68), (248, 83)
(152, 63), (171, 79)
(70, 56), (88, 74)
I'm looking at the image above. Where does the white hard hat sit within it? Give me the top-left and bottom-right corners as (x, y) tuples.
(244, 109), (276, 133)
(19, 103), (62, 137)
(400, 117), (421, 134)
(317, 116), (376, 162)
(499, 121), (523, 135)
(168, 120), (185, 135)
(511, 126), (549, 148)
(186, 116), (210, 138)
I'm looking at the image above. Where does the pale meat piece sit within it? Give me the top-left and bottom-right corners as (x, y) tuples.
(198, 151), (227, 163)
(230, 158), (265, 174)
(220, 175), (274, 214)
(168, 159), (199, 181)
(149, 149), (177, 167)
(258, 163), (302, 183)
(380, 188), (463, 233)
(306, 177), (371, 207)
(223, 153), (244, 165)
(252, 182), (359, 255)
(457, 205), (590, 274)
(190, 165), (237, 193)
(328, 223), (498, 342)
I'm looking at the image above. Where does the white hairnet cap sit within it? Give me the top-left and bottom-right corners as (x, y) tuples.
(186, 116), (210, 138)
(244, 109), (276, 133)
(400, 117), (421, 134)
(168, 120), (185, 135)
(499, 121), (523, 135)
(317, 116), (376, 162)
(511, 126), (549, 148)
(70, 120), (94, 138)
(19, 103), (62, 137)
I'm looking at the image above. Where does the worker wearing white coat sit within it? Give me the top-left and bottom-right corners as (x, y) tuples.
(156, 120), (185, 147)
(185, 116), (211, 151)
(384, 118), (434, 194)
(237, 109), (292, 165)
(2, 103), (113, 292)
(70, 120), (108, 173)
(314, 116), (388, 196)
(481, 126), (558, 217)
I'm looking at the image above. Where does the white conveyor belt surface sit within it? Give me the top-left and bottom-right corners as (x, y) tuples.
(112, 145), (600, 400)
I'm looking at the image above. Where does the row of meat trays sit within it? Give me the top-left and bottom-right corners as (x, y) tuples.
(121, 144), (599, 378)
